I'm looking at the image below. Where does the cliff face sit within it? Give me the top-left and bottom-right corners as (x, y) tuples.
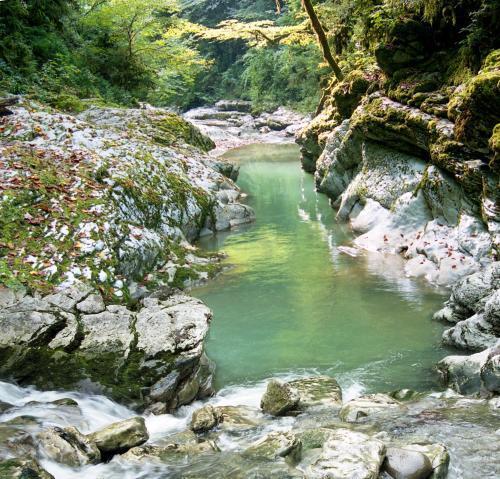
(297, 11), (499, 394)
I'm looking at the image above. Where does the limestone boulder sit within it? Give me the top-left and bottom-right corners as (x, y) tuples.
(243, 431), (302, 463)
(0, 292), (215, 412)
(261, 380), (300, 416)
(302, 428), (386, 479)
(436, 342), (500, 395)
(37, 426), (100, 467)
(383, 447), (433, 479)
(87, 417), (148, 457)
(288, 376), (342, 409)
(190, 405), (223, 433)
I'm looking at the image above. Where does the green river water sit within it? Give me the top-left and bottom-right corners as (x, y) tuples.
(193, 143), (451, 393)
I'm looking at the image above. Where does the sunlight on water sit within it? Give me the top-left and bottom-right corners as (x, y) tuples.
(193, 143), (450, 391)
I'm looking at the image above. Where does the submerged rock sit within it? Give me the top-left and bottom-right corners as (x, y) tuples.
(0, 458), (54, 479)
(244, 431), (302, 463)
(261, 380), (300, 416)
(88, 417), (148, 457)
(339, 394), (407, 422)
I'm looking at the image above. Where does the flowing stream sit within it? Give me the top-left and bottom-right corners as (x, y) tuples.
(194, 143), (450, 391)
(1, 143), (499, 478)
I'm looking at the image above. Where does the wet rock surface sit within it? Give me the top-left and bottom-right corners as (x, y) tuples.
(383, 447), (433, 479)
(0, 286), (215, 412)
(260, 379), (301, 416)
(88, 417), (148, 457)
(0, 375), (498, 478)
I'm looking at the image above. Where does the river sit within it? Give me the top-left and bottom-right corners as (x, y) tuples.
(1, 143), (498, 479)
(194, 143), (449, 392)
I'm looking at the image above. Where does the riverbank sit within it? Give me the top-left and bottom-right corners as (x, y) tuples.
(295, 51), (499, 399)
(0, 98), (498, 478)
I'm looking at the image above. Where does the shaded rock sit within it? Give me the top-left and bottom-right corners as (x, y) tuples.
(303, 428), (385, 479)
(243, 431), (302, 463)
(448, 50), (500, 153)
(437, 343), (499, 395)
(383, 447), (433, 479)
(481, 351), (500, 394)
(148, 371), (181, 405)
(88, 417), (148, 457)
(0, 458), (54, 479)
(37, 426), (100, 467)
(0, 400), (13, 413)
(288, 376), (342, 409)
(339, 394), (407, 422)
(375, 19), (432, 75)
(261, 379), (300, 416)
(0, 423), (37, 459)
(442, 312), (497, 351)
(190, 405), (222, 433)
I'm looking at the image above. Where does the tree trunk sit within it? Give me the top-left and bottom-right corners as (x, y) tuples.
(301, 0), (344, 81)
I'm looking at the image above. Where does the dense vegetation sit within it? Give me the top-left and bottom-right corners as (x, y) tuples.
(0, 1), (498, 112)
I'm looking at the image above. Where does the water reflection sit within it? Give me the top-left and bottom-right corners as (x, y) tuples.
(194, 143), (450, 391)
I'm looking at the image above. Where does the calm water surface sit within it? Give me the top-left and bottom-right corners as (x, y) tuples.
(193, 143), (450, 392)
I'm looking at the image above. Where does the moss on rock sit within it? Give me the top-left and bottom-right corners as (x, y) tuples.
(448, 50), (500, 153)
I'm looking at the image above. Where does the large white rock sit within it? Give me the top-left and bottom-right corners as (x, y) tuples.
(303, 428), (386, 479)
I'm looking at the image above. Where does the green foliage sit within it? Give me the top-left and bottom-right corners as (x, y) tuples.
(1, 0), (498, 113)
(239, 43), (324, 112)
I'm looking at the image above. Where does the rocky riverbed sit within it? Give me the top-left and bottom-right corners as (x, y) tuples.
(184, 100), (309, 156)
(0, 95), (499, 478)
(0, 374), (499, 478)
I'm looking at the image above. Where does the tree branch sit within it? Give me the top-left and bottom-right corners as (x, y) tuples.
(301, 0), (343, 81)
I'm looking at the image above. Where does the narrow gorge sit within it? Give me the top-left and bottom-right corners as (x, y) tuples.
(0, 1), (499, 478)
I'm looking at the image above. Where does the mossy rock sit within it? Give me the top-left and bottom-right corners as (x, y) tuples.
(47, 93), (86, 114)
(448, 49), (500, 153)
(375, 18), (433, 75)
(387, 71), (443, 106)
(150, 113), (215, 152)
(332, 70), (373, 120)
(489, 123), (500, 172)
(0, 458), (54, 479)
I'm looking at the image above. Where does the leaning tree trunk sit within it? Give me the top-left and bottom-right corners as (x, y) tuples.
(301, 0), (344, 81)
